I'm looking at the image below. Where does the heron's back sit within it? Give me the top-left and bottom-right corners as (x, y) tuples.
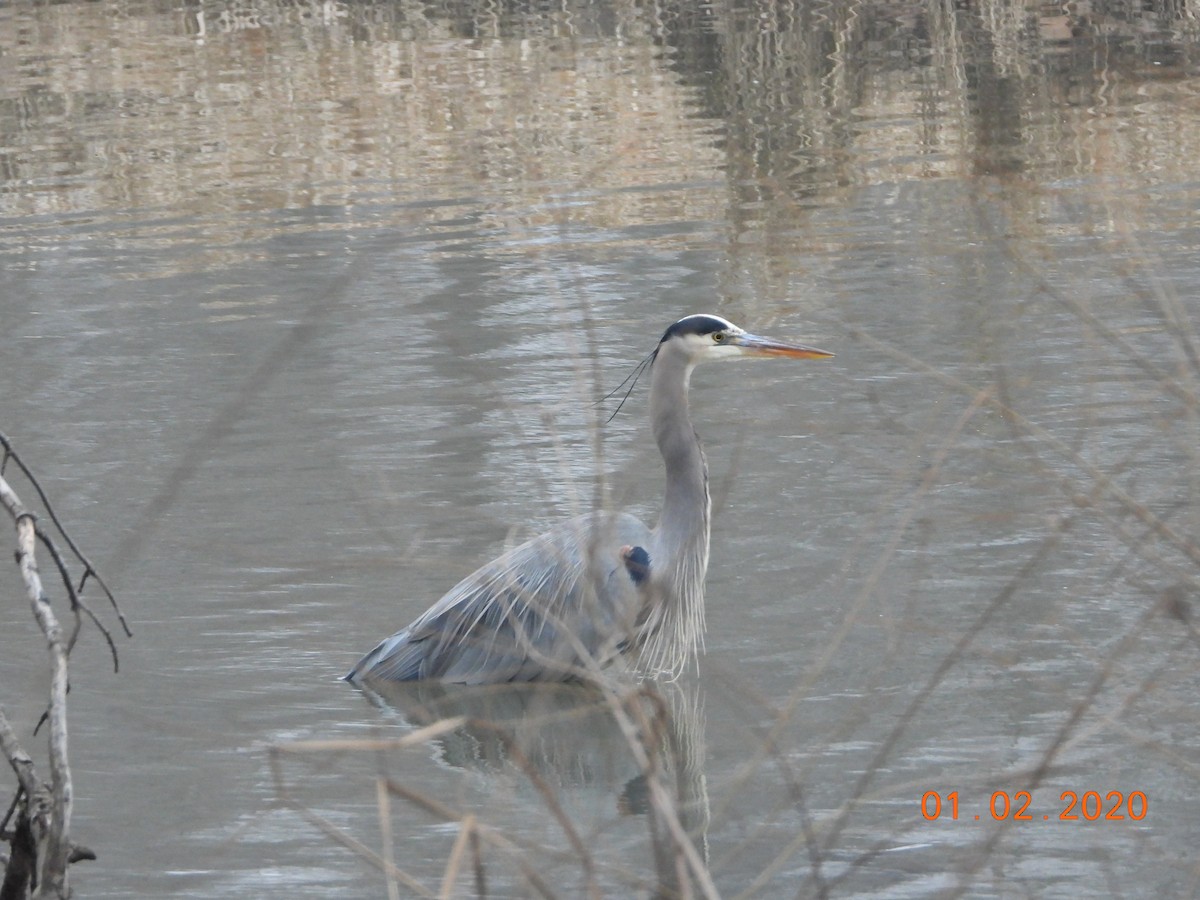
(346, 512), (652, 684)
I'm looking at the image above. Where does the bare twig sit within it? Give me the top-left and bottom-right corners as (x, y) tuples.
(0, 433), (129, 638)
(439, 814), (476, 900)
(848, 330), (1200, 571)
(598, 685), (720, 900)
(375, 776), (400, 900)
(271, 693), (705, 899)
(36, 529), (120, 671)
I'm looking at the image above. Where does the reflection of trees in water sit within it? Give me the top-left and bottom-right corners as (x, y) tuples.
(653, 0), (1200, 199)
(274, 679), (711, 896)
(4, 0), (1198, 227)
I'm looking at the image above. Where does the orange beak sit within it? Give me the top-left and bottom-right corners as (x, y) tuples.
(730, 332), (834, 359)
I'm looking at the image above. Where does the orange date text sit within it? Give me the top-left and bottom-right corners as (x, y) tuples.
(920, 790), (1147, 822)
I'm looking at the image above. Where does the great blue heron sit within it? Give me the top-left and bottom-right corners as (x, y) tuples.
(345, 313), (832, 684)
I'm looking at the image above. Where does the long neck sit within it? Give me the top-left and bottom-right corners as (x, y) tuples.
(640, 345), (710, 678)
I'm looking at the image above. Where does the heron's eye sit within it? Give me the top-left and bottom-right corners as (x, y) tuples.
(712, 332), (726, 343)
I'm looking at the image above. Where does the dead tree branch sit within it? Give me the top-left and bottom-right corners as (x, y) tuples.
(1, 437), (118, 898)
(0, 433), (128, 643)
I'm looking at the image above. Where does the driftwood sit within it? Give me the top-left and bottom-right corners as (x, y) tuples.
(1, 434), (121, 899)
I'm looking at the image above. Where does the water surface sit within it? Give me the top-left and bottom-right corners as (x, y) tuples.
(2, 0), (1199, 896)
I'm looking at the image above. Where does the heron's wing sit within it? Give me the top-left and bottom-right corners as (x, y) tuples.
(347, 513), (652, 684)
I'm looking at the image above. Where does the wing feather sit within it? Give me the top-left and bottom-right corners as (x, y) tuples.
(346, 512), (652, 684)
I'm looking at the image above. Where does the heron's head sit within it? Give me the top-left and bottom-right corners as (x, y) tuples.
(657, 313), (834, 364)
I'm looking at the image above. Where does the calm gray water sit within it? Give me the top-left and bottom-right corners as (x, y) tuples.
(2, 0), (1199, 896)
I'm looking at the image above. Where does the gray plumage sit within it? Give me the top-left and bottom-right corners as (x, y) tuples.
(345, 313), (832, 685)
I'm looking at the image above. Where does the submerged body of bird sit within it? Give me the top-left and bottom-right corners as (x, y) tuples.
(345, 313), (832, 685)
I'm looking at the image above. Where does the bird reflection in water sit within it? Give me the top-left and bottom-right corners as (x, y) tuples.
(357, 678), (710, 896)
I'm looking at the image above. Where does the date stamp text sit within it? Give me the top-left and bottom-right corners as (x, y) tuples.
(921, 790), (1147, 822)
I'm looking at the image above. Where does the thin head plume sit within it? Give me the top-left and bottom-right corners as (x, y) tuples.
(597, 347), (657, 424)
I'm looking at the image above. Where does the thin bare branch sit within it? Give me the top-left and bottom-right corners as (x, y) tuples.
(0, 432), (128, 638)
(439, 814), (476, 900)
(35, 528), (120, 672)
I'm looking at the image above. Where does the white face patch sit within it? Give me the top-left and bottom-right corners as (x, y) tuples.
(682, 330), (747, 361)
(658, 314), (748, 362)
